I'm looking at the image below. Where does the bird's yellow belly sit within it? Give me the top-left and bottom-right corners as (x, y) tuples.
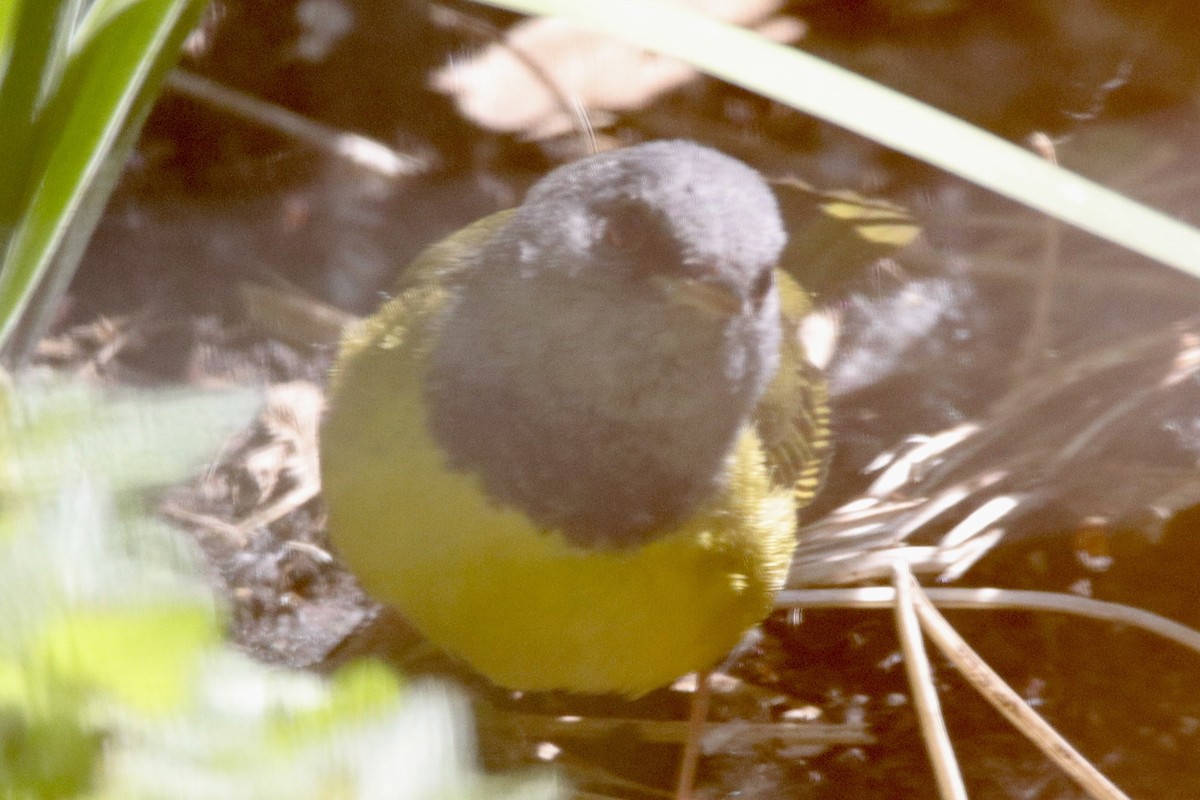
(322, 352), (797, 696)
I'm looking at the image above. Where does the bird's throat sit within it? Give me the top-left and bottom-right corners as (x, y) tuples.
(422, 281), (779, 548)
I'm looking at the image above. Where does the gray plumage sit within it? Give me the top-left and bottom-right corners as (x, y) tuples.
(424, 141), (787, 547)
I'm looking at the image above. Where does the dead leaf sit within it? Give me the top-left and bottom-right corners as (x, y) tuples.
(431, 0), (805, 138)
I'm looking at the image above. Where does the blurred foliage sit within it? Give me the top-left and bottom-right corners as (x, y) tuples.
(0, 379), (559, 800)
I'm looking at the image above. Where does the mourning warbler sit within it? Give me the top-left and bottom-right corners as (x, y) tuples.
(321, 140), (829, 695)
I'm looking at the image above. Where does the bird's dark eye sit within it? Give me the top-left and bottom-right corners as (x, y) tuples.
(601, 204), (650, 252)
(598, 201), (684, 276)
(750, 267), (774, 305)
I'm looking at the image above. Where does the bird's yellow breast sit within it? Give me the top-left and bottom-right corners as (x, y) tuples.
(321, 283), (799, 696)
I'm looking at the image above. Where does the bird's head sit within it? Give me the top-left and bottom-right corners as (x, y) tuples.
(496, 139), (786, 332)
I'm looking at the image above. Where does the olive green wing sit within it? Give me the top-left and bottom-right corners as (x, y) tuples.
(753, 271), (831, 507)
(391, 208), (517, 295)
(329, 208), (516, 398)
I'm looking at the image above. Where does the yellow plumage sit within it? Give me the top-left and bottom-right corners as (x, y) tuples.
(321, 144), (828, 696)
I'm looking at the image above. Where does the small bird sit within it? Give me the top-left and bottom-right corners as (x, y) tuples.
(321, 140), (829, 697)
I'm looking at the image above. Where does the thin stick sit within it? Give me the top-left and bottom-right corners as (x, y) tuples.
(502, 712), (871, 746)
(674, 670), (711, 800)
(1013, 132), (1062, 380)
(775, 586), (1200, 656)
(907, 576), (1131, 800)
(164, 70), (428, 177)
(428, 3), (597, 151)
(892, 563), (968, 800)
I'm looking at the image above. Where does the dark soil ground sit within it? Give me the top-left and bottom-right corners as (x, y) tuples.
(43, 1), (1200, 797)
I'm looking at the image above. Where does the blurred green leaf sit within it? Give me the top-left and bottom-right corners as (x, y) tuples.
(0, 706), (102, 800)
(271, 660), (403, 746)
(0, 378), (558, 799)
(36, 605), (216, 715)
(0, 381), (261, 498)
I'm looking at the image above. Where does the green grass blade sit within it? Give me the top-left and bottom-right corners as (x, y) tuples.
(470, 0), (1200, 277)
(0, 3), (66, 232)
(0, 0), (207, 366)
(42, 0), (85, 101)
(0, 0), (23, 85)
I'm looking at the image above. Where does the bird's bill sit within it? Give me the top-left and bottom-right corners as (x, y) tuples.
(652, 274), (744, 318)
